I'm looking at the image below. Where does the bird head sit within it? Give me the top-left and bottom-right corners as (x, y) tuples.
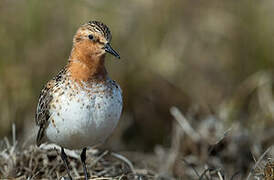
(73, 21), (120, 59)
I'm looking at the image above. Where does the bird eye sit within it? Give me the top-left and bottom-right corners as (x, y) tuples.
(88, 34), (94, 40)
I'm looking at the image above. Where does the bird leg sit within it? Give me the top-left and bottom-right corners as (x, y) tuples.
(60, 147), (73, 180)
(80, 147), (89, 180)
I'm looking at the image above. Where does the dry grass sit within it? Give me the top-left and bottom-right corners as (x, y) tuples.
(1, 104), (274, 180)
(0, 139), (153, 180)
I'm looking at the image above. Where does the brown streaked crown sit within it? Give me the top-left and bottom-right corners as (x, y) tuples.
(73, 21), (112, 43)
(72, 21), (112, 47)
(86, 21), (112, 42)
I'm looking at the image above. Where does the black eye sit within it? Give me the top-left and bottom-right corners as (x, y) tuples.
(88, 34), (94, 40)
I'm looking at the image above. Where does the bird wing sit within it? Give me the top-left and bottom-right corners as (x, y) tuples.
(35, 80), (54, 146)
(35, 68), (67, 146)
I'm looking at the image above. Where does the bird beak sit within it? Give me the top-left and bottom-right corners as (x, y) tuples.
(104, 43), (120, 59)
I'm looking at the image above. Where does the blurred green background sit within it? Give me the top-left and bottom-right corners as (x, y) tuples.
(1, 0), (274, 152)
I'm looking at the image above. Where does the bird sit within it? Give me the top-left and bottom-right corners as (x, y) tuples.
(35, 21), (123, 180)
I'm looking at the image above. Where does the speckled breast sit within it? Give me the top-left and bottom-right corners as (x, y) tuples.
(45, 78), (123, 149)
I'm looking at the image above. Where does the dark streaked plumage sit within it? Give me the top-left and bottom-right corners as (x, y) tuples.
(35, 67), (67, 146)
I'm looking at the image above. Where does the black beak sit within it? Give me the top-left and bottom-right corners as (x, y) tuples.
(104, 43), (120, 59)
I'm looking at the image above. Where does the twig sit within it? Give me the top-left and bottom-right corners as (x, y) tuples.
(199, 168), (210, 180)
(182, 158), (200, 178)
(41, 144), (79, 159)
(217, 171), (224, 180)
(170, 106), (200, 142)
(158, 118), (183, 175)
(110, 152), (135, 174)
(12, 123), (16, 147)
(96, 166), (114, 176)
(246, 146), (272, 180)
(90, 150), (109, 168)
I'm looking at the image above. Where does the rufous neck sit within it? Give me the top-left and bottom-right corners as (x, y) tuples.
(68, 45), (107, 82)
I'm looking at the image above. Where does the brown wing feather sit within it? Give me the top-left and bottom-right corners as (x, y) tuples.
(35, 81), (54, 146)
(35, 68), (67, 146)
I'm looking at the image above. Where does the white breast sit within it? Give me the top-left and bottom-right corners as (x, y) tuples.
(45, 79), (122, 149)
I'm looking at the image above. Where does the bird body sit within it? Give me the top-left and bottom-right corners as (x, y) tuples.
(41, 73), (122, 149)
(35, 21), (122, 173)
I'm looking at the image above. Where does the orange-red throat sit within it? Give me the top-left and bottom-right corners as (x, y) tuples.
(68, 40), (107, 83)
